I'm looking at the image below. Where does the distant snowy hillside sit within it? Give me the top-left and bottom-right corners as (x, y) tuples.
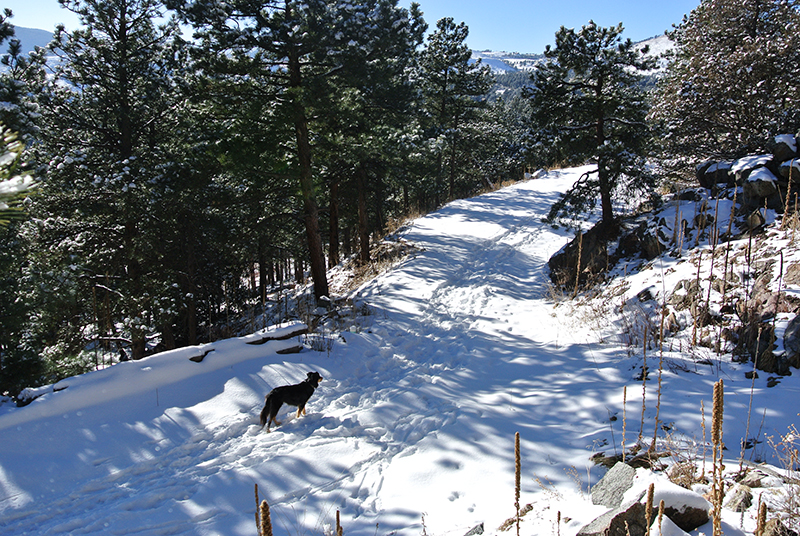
(472, 35), (673, 75)
(471, 50), (543, 73)
(7, 26), (53, 53)
(638, 33), (674, 71)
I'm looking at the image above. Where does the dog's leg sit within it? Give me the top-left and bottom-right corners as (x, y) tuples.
(296, 405), (304, 418)
(267, 415), (282, 432)
(259, 396), (271, 429)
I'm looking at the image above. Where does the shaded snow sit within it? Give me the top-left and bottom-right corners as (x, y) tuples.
(1, 166), (799, 536)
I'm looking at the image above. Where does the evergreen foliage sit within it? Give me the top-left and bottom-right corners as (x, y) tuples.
(416, 17), (494, 204)
(526, 21), (655, 228)
(0, 127), (40, 396)
(0, 9), (46, 140)
(650, 0), (800, 167)
(168, 0), (426, 300)
(21, 0), (188, 368)
(0, 2), (662, 395)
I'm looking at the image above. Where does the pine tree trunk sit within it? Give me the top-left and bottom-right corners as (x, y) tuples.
(184, 232), (197, 346)
(288, 46), (329, 301)
(357, 165), (370, 264)
(598, 166), (615, 229)
(594, 90), (614, 229)
(329, 178), (340, 267)
(258, 247), (268, 304)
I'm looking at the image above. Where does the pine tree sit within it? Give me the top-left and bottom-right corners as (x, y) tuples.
(0, 9), (47, 141)
(22, 0), (187, 366)
(651, 0), (800, 168)
(416, 17), (494, 204)
(526, 21), (655, 229)
(0, 125), (42, 397)
(169, 0), (425, 291)
(314, 1), (426, 264)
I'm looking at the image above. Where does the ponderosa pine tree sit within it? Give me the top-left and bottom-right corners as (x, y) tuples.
(526, 21), (655, 229)
(168, 0), (425, 290)
(0, 9), (47, 141)
(650, 0), (800, 167)
(416, 17), (493, 205)
(22, 0), (187, 366)
(315, 2), (426, 264)
(0, 125), (41, 396)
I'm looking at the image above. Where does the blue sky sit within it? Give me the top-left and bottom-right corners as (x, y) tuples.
(5, 0), (700, 53)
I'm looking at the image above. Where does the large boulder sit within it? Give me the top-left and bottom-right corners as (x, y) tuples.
(780, 314), (800, 372)
(768, 134), (798, 163)
(617, 221), (664, 260)
(732, 154), (773, 185)
(645, 479), (711, 532)
(779, 159), (800, 182)
(696, 160), (733, 189)
(592, 462), (637, 508)
(649, 515), (690, 536)
(583, 468), (711, 536)
(548, 221), (619, 287)
(577, 501), (648, 536)
(743, 167), (782, 210)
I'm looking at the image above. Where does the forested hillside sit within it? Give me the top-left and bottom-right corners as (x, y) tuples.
(1, 0), (799, 411)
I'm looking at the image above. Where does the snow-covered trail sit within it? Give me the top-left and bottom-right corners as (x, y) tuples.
(1, 167), (631, 536)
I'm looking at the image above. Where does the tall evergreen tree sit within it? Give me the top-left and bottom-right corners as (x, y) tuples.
(526, 21), (655, 229)
(22, 0), (187, 367)
(0, 126), (40, 396)
(416, 17), (493, 204)
(0, 9), (47, 141)
(169, 0), (425, 294)
(316, 2), (426, 264)
(650, 0), (800, 166)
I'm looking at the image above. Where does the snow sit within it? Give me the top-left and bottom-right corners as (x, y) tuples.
(732, 154), (772, 173)
(775, 134), (797, 153)
(624, 470), (711, 514)
(747, 166), (778, 183)
(652, 515), (690, 536)
(1, 166), (800, 536)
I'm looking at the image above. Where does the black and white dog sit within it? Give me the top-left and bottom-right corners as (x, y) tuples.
(259, 372), (323, 432)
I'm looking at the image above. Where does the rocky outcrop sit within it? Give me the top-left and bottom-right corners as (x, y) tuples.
(578, 464), (710, 536)
(548, 133), (800, 376)
(548, 221), (619, 287)
(577, 501), (648, 536)
(698, 133), (800, 211)
(591, 462), (636, 508)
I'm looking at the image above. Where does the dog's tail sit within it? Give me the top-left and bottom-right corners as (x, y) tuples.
(259, 394), (272, 428)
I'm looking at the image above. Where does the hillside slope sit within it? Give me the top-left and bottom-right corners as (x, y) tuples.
(0, 166), (797, 536)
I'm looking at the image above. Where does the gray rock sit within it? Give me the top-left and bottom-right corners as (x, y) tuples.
(660, 503), (709, 532)
(577, 501), (647, 536)
(779, 159), (800, 182)
(747, 209), (766, 230)
(784, 314), (800, 357)
(784, 263), (800, 286)
(591, 462), (636, 508)
(463, 522), (483, 536)
(697, 160), (733, 189)
(732, 154), (773, 185)
(548, 221), (617, 287)
(764, 518), (799, 536)
(769, 134), (798, 163)
(640, 479), (711, 533)
(724, 484), (752, 512)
